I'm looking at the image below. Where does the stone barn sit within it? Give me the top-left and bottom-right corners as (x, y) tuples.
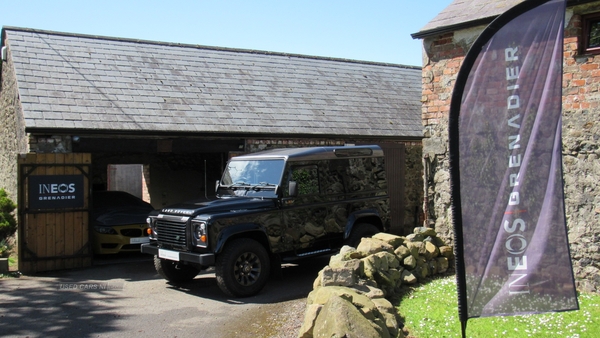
(0, 27), (423, 271)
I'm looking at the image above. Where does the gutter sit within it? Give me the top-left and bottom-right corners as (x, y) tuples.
(25, 127), (425, 142)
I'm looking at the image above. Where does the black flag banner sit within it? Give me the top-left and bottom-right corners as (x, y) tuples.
(448, 0), (579, 333)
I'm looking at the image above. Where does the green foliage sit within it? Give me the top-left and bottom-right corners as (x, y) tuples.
(0, 189), (17, 240)
(398, 275), (600, 337)
(292, 167), (319, 195)
(0, 239), (12, 258)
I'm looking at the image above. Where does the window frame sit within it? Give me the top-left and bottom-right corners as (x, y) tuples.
(581, 12), (600, 55)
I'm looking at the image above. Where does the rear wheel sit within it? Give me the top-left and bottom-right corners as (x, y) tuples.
(154, 256), (201, 283)
(346, 223), (379, 248)
(215, 239), (271, 297)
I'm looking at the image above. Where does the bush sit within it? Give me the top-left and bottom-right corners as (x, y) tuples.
(0, 239), (12, 258)
(0, 189), (17, 240)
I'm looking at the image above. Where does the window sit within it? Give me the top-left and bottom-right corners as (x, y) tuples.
(291, 165), (319, 196)
(582, 12), (600, 55)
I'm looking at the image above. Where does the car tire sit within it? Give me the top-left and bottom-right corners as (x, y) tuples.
(215, 238), (271, 297)
(346, 223), (379, 248)
(154, 255), (200, 283)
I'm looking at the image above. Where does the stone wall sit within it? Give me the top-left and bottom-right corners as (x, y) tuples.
(420, 4), (600, 291)
(562, 3), (600, 292)
(421, 28), (481, 246)
(27, 135), (73, 154)
(298, 228), (453, 338)
(0, 49), (28, 200)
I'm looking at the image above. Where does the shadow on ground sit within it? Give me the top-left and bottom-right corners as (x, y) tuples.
(0, 253), (329, 337)
(165, 255), (330, 304)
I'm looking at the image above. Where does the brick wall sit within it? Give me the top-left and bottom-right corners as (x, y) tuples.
(421, 29), (478, 244)
(421, 4), (600, 292)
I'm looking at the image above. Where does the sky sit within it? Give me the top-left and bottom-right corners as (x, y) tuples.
(1, 0), (452, 67)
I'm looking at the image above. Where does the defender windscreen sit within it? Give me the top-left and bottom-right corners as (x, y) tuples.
(221, 159), (285, 186)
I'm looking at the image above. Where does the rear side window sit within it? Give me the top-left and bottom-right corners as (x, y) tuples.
(347, 157), (386, 192)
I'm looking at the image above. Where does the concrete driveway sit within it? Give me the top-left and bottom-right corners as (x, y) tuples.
(0, 254), (328, 338)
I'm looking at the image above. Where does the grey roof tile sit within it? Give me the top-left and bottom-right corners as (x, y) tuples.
(414, 0), (525, 37)
(5, 27), (422, 138)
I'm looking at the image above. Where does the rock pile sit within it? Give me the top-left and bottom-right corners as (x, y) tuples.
(298, 227), (454, 338)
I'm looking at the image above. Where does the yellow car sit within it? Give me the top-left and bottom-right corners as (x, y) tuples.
(91, 191), (154, 255)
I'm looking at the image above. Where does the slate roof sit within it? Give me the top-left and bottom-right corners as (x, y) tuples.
(412, 0), (524, 38)
(1, 27), (423, 139)
(412, 0), (598, 39)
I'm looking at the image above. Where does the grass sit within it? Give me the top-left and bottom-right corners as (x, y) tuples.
(0, 256), (20, 278)
(397, 275), (600, 337)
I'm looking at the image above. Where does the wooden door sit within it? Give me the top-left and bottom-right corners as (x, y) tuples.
(18, 153), (92, 273)
(378, 143), (407, 235)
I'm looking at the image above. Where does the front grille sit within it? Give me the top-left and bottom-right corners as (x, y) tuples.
(156, 219), (187, 248)
(121, 228), (143, 237)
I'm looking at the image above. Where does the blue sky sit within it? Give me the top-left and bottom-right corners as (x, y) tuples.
(1, 0), (452, 67)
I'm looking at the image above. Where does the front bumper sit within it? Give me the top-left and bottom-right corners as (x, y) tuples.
(92, 224), (150, 255)
(141, 242), (215, 266)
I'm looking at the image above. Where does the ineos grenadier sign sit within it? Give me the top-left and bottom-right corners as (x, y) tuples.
(28, 175), (85, 209)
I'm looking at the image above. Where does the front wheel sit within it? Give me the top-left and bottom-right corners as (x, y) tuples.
(215, 239), (271, 297)
(154, 256), (200, 283)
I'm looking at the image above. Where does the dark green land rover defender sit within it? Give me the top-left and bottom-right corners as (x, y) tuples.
(141, 145), (390, 297)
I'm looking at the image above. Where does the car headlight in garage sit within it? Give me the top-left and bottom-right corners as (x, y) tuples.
(192, 221), (208, 247)
(94, 225), (118, 235)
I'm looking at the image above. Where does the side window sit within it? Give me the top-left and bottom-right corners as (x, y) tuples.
(291, 165), (319, 196)
(581, 12), (600, 55)
(347, 157), (386, 192)
(323, 159), (347, 195)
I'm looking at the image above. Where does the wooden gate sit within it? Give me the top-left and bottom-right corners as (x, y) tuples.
(18, 153), (92, 273)
(378, 143), (407, 235)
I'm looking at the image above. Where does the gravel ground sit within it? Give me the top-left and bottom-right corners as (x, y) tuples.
(0, 255), (317, 338)
(227, 297), (307, 338)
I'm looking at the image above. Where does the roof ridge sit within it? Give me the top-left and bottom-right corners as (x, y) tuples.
(2, 26), (421, 70)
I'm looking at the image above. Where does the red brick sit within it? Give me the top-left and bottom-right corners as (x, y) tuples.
(580, 63), (599, 71)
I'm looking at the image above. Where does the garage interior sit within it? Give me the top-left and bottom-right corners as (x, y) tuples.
(74, 136), (245, 207)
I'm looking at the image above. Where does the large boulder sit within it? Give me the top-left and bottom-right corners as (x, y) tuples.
(372, 297), (405, 338)
(413, 226), (438, 237)
(439, 245), (454, 259)
(312, 295), (388, 338)
(298, 304), (323, 338)
(394, 245), (411, 260)
(423, 241), (440, 260)
(372, 233), (405, 248)
(404, 241), (420, 259)
(374, 251), (400, 270)
(357, 238), (394, 256)
(320, 266), (358, 287)
(401, 269), (418, 284)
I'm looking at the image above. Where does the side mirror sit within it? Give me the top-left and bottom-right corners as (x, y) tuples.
(289, 181), (298, 197)
(215, 180), (220, 193)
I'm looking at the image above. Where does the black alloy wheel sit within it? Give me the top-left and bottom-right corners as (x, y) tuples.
(216, 238), (271, 297)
